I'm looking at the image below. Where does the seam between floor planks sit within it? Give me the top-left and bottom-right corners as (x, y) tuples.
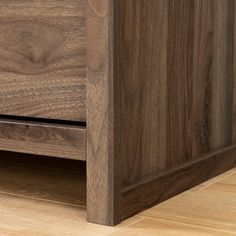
(0, 191), (86, 209)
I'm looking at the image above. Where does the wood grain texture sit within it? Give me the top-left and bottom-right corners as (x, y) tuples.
(116, 0), (236, 186)
(116, 0), (169, 185)
(112, 217), (236, 236)
(0, 0), (235, 227)
(166, 0), (194, 167)
(85, 0), (236, 225)
(210, 0), (235, 149)
(0, 119), (86, 160)
(0, 153), (86, 207)
(0, 0), (87, 121)
(140, 170), (236, 235)
(192, 0), (214, 156)
(0, 0), (86, 17)
(121, 145), (236, 220)
(86, 0), (121, 225)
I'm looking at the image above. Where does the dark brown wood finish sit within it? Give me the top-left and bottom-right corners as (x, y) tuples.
(116, 0), (169, 185)
(86, 0), (121, 226)
(116, 0), (236, 186)
(95, 0), (236, 225)
(0, 119), (86, 160)
(0, 0), (87, 121)
(192, 0), (214, 156)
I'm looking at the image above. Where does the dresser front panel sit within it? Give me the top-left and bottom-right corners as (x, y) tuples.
(0, 0), (86, 121)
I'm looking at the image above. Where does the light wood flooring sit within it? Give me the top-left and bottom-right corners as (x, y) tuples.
(0, 152), (235, 236)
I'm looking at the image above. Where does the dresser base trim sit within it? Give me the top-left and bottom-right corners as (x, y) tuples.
(121, 145), (236, 220)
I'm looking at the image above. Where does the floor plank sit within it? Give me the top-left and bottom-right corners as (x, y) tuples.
(111, 218), (236, 236)
(0, 193), (142, 236)
(141, 169), (236, 234)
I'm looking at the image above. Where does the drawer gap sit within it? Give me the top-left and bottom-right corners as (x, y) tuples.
(0, 115), (86, 128)
(0, 151), (86, 208)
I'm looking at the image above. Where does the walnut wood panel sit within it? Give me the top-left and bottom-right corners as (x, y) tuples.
(0, 119), (86, 160)
(86, 0), (121, 225)
(0, 0), (86, 121)
(116, 0), (169, 186)
(116, 0), (236, 186)
(85, 0), (236, 225)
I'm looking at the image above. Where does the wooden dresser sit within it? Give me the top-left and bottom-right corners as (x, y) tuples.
(0, 0), (236, 226)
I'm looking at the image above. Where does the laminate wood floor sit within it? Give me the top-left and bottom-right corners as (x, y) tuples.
(0, 152), (235, 236)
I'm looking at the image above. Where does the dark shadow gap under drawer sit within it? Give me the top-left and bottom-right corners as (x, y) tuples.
(0, 114), (86, 127)
(0, 151), (86, 208)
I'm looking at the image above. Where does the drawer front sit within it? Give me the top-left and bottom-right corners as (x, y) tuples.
(0, 119), (86, 160)
(0, 0), (86, 121)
